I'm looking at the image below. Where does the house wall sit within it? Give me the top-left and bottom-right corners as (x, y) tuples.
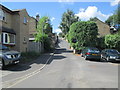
(11, 13), (20, 51)
(19, 10), (29, 52)
(96, 20), (110, 37)
(29, 17), (37, 38)
(2, 10), (12, 29)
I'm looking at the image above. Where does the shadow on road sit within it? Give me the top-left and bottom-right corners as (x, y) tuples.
(2, 41), (69, 71)
(86, 59), (120, 64)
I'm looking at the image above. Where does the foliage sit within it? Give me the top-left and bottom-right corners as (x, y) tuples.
(105, 15), (118, 26)
(105, 33), (120, 51)
(59, 9), (79, 35)
(68, 21), (98, 50)
(35, 16), (53, 51)
(36, 16), (52, 34)
(105, 4), (120, 26)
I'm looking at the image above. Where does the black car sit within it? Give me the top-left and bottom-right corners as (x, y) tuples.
(81, 47), (101, 60)
(101, 49), (120, 62)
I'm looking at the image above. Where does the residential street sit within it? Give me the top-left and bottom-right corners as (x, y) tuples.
(1, 38), (119, 88)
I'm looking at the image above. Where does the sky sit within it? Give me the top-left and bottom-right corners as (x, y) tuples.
(1, 1), (119, 34)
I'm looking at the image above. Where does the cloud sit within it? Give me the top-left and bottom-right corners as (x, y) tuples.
(75, 6), (111, 22)
(54, 29), (62, 34)
(111, 0), (120, 6)
(51, 17), (55, 22)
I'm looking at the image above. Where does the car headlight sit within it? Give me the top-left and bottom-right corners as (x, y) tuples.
(6, 55), (12, 59)
(110, 56), (116, 59)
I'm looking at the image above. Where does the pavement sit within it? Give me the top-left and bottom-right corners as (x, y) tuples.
(1, 38), (119, 89)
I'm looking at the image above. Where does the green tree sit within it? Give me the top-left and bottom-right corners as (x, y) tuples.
(35, 16), (53, 51)
(68, 21), (98, 50)
(59, 9), (79, 35)
(105, 15), (117, 26)
(105, 4), (120, 26)
(36, 16), (52, 35)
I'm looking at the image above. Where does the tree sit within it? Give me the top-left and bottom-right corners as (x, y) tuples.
(68, 21), (98, 50)
(59, 9), (79, 35)
(35, 16), (53, 51)
(36, 16), (52, 35)
(105, 15), (117, 26)
(105, 4), (120, 26)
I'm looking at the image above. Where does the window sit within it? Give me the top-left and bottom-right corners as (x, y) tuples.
(24, 17), (27, 24)
(2, 33), (15, 45)
(0, 9), (6, 21)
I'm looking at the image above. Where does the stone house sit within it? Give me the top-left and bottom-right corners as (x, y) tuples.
(95, 18), (110, 37)
(0, 4), (30, 52)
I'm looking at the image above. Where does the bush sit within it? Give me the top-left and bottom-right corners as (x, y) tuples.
(68, 21), (98, 51)
(105, 33), (120, 51)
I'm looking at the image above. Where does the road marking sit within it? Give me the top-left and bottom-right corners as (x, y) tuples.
(2, 51), (56, 88)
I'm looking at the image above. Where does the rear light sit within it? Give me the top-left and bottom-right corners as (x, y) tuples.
(86, 52), (90, 55)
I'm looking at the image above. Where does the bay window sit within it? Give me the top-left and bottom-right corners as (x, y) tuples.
(2, 33), (15, 45)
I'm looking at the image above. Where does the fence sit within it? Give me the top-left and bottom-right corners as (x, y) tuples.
(28, 41), (44, 53)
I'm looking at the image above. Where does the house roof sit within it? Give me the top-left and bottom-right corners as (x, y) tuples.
(0, 27), (16, 35)
(12, 9), (26, 12)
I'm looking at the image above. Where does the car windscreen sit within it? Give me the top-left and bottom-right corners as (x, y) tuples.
(0, 44), (9, 50)
(108, 50), (119, 54)
(88, 48), (100, 53)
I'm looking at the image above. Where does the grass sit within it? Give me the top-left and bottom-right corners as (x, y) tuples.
(20, 52), (41, 64)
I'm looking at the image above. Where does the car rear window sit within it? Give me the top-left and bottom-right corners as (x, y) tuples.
(88, 48), (100, 53)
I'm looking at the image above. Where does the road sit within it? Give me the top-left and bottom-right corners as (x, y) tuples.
(1, 39), (119, 88)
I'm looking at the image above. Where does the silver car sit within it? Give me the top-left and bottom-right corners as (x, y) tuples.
(0, 44), (21, 69)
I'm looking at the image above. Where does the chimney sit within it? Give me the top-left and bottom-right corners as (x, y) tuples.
(36, 14), (40, 22)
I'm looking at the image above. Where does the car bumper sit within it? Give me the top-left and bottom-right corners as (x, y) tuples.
(3, 58), (20, 65)
(86, 55), (101, 60)
(109, 58), (120, 61)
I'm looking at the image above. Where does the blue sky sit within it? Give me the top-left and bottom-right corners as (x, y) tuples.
(1, 2), (118, 34)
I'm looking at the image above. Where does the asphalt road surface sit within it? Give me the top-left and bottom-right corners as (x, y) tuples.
(1, 38), (119, 88)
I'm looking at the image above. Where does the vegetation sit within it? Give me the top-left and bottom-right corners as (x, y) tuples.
(105, 4), (120, 26)
(68, 21), (98, 50)
(59, 9), (79, 37)
(35, 16), (53, 51)
(105, 33), (120, 51)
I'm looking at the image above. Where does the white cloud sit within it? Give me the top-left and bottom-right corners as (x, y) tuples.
(75, 6), (111, 22)
(51, 17), (55, 22)
(111, 0), (120, 6)
(54, 29), (62, 34)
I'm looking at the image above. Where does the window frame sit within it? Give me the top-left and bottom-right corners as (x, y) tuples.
(23, 17), (27, 24)
(0, 9), (6, 22)
(2, 33), (15, 45)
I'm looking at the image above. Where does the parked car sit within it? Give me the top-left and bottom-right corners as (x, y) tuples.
(81, 47), (101, 60)
(101, 49), (120, 62)
(0, 44), (21, 69)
